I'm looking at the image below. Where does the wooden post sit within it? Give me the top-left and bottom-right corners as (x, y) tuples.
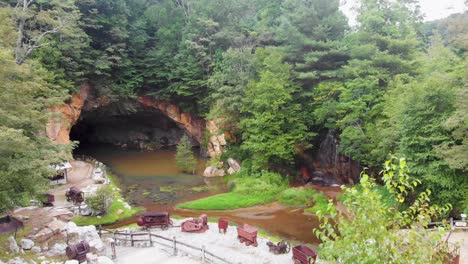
(148, 230), (152, 246)
(450, 217), (454, 229)
(131, 233), (134, 247)
(201, 245), (206, 263)
(173, 236), (177, 256)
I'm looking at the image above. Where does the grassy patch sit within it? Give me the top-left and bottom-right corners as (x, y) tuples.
(305, 192), (329, 214)
(177, 170), (287, 210)
(278, 187), (317, 206)
(177, 192), (276, 210)
(72, 172), (143, 226)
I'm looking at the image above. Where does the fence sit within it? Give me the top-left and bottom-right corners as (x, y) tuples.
(97, 227), (233, 264)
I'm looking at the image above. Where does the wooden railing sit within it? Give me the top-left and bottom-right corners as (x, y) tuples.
(97, 227), (233, 264)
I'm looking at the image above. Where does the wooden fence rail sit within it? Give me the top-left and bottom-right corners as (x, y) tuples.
(98, 227), (233, 264)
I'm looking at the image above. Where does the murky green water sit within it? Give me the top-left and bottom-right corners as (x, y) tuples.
(75, 144), (322, 244)
(74, 144), (225, 208)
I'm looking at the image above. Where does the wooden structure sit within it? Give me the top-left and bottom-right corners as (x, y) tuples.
(267, 240), (291, 255)
(41, 194), (55, 207)
(66, 241), (90, 263)
(97, 227), (233, 264)
(218, 218), (228, 233)
(0, 215), (24, 237)
(236, 224), (258, 247)
(65, 187), (84, 205)
(292, 245), (317, 264)
(137, 212), (173, 229)
(181, 214), (209, 233)
(49, 162), (72, 185)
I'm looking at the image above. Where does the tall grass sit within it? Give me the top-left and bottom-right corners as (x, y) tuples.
(177, 170), (288, 210)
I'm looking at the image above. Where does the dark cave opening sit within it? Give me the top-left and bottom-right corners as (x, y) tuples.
(70, 103), (195, 151)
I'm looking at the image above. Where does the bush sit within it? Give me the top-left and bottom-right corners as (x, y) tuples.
(87, 186), (114, 215)
(175, 135), (197, 173)
(305, 192), (329, 214)
(279, 187), (317, 206)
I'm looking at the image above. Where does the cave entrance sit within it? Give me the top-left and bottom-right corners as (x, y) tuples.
(70, 102), (195, 152)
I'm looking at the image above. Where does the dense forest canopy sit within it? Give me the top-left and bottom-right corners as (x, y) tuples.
(0, 0), (466, 214)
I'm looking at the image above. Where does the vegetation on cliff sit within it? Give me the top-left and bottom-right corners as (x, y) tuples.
(0, 0), (466, 215)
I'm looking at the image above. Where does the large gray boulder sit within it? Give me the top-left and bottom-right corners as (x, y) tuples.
(46, 243), (67, 257)
(20, 239), (34, 250)
(66, 222), (105, 254)
(203, 165), (225, 177)
(8, 236), (19, 254)
(227, 158), (241, 172)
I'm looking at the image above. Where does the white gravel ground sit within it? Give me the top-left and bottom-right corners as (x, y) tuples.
(113, 219), (301, 264)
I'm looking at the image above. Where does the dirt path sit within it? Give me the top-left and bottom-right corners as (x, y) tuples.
(49, 160), (94, 207)
(448, 230), (468, 264)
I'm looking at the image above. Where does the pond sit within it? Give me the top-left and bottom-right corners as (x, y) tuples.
(74, 144), (321, 244)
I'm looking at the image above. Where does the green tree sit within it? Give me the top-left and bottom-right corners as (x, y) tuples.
(380, 36), (467, 211)
(0, 12), (70, 212)
(240, 48), (312, 170)
(87, 185), (114, 215)
(312, 0), (423, 165)
(175, 134), (197, 173)
(315, 158), (451, 263)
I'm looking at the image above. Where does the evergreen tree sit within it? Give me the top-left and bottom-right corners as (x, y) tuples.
(240, 48), (312, 170)
(175, 134), (197, 174)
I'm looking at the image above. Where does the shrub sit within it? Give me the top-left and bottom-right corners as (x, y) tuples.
(175, 135), (197, 173)
(279, 187), (317, 206)
(87, 186), (114, 215)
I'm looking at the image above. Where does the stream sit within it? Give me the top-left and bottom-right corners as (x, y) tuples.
(74, 144), (321, 244)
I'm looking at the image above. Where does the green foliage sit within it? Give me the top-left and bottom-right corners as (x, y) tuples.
(177, 192), (275, 210)
(314, 158), (451, 263)
(175, 134), (197, 173)
(177, 170), (288, 210)
(72, 172), (143, 226)
(278, 187), (317, 206)
(0, 17), (70, 212)
(87, 185), (114, 215)
(240, 48), (313, 170)
(305, 192), (328, 214)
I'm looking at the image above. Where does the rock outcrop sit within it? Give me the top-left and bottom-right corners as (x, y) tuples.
(203, 165), (226, 177)
(46, 84), (90, 145)
(46, 85), (229, 158)
(137, 96), (206, 144)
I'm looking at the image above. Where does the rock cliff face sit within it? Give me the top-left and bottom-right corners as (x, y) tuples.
(298, 131), (361, 185)
(46, 84), (90, 145)
(46, 86), (227, 157)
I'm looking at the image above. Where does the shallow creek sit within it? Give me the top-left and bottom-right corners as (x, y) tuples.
(75, 144), (322, 244)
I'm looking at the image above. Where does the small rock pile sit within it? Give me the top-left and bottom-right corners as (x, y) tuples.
(3, 208), (114, 264)
(203, 158), (241, 177)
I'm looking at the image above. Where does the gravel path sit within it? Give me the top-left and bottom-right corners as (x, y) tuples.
(112, 219), (297, 264)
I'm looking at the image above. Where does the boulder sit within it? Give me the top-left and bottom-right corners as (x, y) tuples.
(46, 243), (67, 257)
(203, 165), (225, 177)
(20, 239), (34, 250)
(227, 158), (241, 172)
(33, 228), (54, 243)
(87, 253), (98, 264)
(8, 236), (20, 254)
(88, 238), (105, 254)
(47, 219), (67, 234)
(227, 167), (236, 175)
(31, 246), (41, 254)
(64, 261), (79, 264)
